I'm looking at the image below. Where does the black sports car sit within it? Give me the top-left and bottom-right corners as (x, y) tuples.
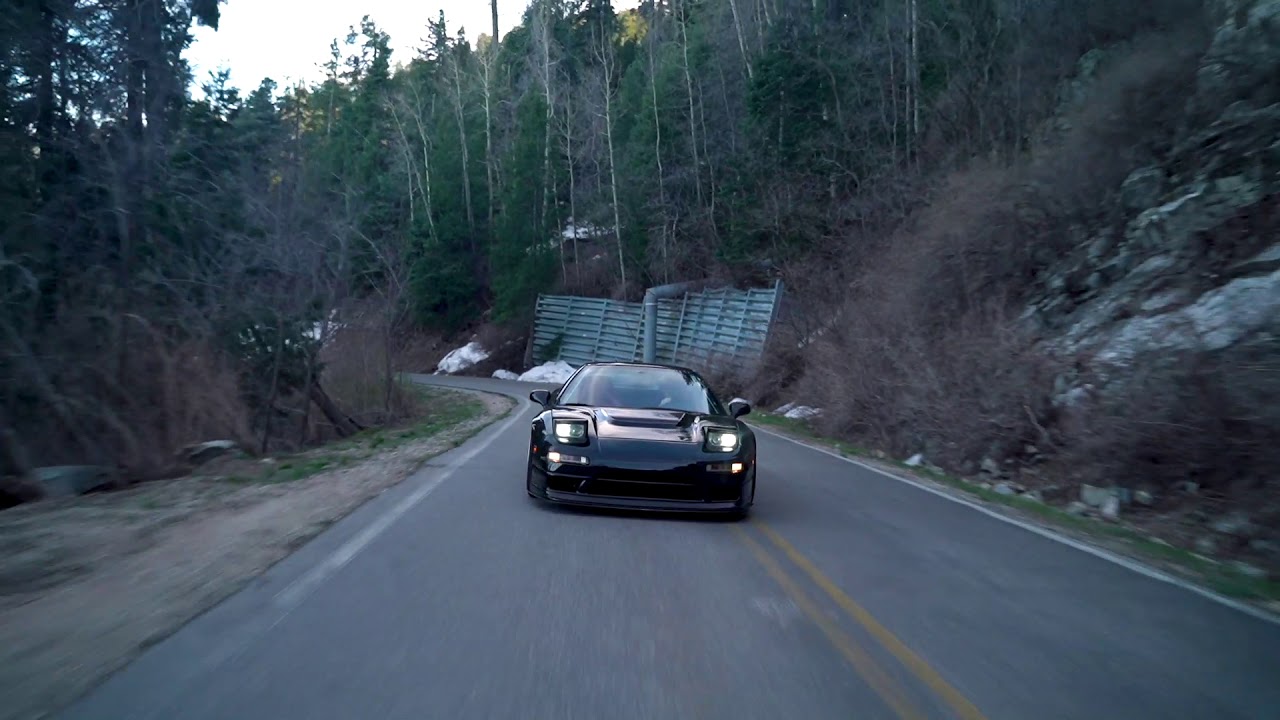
(525, 362), (757, 517)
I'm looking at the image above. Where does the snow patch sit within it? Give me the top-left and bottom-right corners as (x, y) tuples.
(491, 369), (520, 380)
(435, 342), (489, 375)
(783, 405), (822, 420)
(306, 309), (343, 344)
(518, 360), (577, 384)
(562, 219), (608, 240)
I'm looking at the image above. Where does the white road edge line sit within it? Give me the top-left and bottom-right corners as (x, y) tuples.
(272, 397), (526, 611)
(109, 390), (527, 720)
(751, 424), (1280, 627)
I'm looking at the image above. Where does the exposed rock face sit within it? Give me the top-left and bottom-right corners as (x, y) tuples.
(1027, 0), (1280, 383)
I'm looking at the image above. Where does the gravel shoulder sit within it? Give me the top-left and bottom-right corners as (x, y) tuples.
(0, 387), (514, 720)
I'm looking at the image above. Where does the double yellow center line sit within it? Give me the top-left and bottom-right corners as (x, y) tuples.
(733, 521), (987, 720)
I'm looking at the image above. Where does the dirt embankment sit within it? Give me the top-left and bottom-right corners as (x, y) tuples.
(0, 387), (513, 720)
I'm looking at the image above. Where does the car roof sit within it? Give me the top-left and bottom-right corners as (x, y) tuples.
(578, 361), (698, 374)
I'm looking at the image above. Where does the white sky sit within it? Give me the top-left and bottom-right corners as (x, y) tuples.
(188, 1), (640, 93)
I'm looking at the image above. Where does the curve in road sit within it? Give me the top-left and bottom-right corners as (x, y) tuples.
(58, 376), (1280, 720)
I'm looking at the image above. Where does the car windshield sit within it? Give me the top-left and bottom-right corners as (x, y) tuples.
(556, 366), (727, 415)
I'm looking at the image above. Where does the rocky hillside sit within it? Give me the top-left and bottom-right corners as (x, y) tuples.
(767, 0), (1280, 574)
(1027, 0), (1279, 568)
(1029, 0), (1279, 372)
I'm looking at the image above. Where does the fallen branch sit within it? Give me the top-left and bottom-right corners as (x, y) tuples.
(308, 380), (364, 437)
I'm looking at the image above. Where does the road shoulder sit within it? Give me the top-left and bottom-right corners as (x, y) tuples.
(0, 386), (514, 720)
(749, 414), (1280, 623)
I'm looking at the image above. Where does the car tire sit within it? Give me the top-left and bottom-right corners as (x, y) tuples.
(729, 465), (756, 520)
(526, 463), (538, 499)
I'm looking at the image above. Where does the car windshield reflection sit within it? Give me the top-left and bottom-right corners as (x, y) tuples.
(557, 366), (726, 415)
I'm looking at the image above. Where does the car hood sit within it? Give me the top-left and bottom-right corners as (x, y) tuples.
(552, 406), (733, 444)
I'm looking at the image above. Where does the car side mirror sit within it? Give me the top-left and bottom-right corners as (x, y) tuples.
(529, 389), (551, 407)
(729, 400), (751, 419)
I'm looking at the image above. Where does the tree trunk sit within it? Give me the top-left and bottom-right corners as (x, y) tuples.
(909, 0), (920, 147)
(677, 0), (703, 206)
(34, 1), (58, 195)
(538, 7), (555, 251)
(0, 402), (33, 479)
(648, 13), (670, 281)
(411, 91), (439, 242)
(727, 0), (753, 80)
(491, 0), (500, 49)
(259, 316), (286, 454)
(383, 320), (394, 415)
(482, 54), (496, 243)
(600, 35), (627, 292)
(309, 381), (363, 437)
(450, 58), (476, 238)
(563, 80), (580, 284)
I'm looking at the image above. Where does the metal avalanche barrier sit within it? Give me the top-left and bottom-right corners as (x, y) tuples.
(531, 280), (784, 369)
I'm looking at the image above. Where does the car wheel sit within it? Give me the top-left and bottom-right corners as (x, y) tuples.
(730, 466), (756, 520)
(526, 463), (537, 498)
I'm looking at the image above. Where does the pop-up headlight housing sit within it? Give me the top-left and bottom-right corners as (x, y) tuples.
(553, 420), (589, 446)
(704, 428), (739, 453)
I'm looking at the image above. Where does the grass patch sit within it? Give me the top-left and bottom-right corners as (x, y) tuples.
(750, 413), (1280, 605)
(228, 388), (489, 486)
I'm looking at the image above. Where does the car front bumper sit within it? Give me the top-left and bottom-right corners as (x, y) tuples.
(529, 457), (752, 513)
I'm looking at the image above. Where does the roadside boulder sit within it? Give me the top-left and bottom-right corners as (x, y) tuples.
(1119, 166), (1166, 212)
(30, 466), (115, 499)
(182, 440), (242, 466)
(1195, 536), (1218, 555)
(1228, 244), (1280, 279)
(1100, 495), (1121, 520)
(1210, 513), (1257, 539)
(1080, 484), (1112, 507)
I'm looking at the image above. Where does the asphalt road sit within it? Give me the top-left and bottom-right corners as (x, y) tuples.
(60, 376), (1280, 720)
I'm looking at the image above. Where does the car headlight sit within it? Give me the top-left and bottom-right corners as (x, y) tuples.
(553, 421), (588, 445)
(705, 429), (739, 452)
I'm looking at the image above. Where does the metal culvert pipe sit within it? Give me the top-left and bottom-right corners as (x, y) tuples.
(642, 282), (695, 363)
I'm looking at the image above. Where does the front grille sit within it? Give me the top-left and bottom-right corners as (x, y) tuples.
(583, 478), (705, 501)
(597, 466), (695, 485)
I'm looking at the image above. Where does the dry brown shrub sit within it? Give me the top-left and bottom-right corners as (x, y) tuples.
(1029, 25), (1208, 225)
(561, 250), (622, 299)
(1064, 337), (1280, 509)
(900, 162), (1031, 318)
(800, 297), (1059, 470)
(774, 21), (1219, 472)
(780, 150), (1071, 470)
(147, 339), (256, 462)
(2, 325), (255, 478)
(392, 328), (449, 375)
(318, 324), (421, 433)
(681, 351), (755, 404)
(470, 323), (529, 374)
